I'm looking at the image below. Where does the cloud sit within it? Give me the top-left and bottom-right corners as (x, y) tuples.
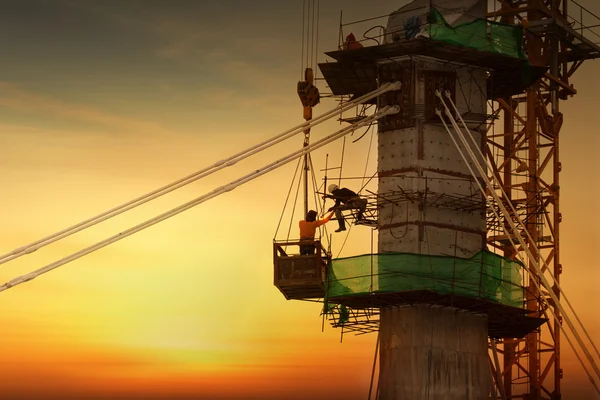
(0, 82), (173, 135)
(62, 1), (217, 64)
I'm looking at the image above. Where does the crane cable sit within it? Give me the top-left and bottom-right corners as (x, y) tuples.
(436, 92), (600, 394)
(300, 0), (320, 77)
(0, 83), (399, 269)
(0, 105), (400, 293)
(285, 165), (305, 241)
(273, 157), (303, 238)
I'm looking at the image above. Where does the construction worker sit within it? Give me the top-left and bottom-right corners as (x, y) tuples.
(325, 184), (368, 232)
(343, 33), (364, 50)
(299, 209), (334, 255)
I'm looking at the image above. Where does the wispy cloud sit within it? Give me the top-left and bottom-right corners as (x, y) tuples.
(0, 82), (173, 135)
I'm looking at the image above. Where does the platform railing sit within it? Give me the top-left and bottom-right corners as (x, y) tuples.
(273, 239), (331, 300)
(566, 0), (600, 47)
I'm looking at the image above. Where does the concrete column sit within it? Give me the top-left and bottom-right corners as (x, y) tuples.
(376, 40), (490, 400)
(379, 305), (490, 400)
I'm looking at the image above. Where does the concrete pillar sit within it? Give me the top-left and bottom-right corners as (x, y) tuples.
(376, 13), (490, 399)
(379, 305), (490, 400)
(377, 59), (487, 258)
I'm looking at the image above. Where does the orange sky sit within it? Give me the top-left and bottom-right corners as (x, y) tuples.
(0, 1), (599, 399)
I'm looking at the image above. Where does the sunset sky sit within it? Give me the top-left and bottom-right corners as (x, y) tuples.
(0, 1), (599, 399)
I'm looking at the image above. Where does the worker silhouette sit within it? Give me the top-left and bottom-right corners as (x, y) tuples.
(325, 184), (368, 232)
(299, 209), (334, 255)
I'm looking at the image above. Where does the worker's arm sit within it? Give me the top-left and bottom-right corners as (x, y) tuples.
(316, 211), (335, 227)
(326, 196), (342, 211)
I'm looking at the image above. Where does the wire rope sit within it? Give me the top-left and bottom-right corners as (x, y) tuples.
(286, 164), (305, 241)
(274, 157), (303, 239)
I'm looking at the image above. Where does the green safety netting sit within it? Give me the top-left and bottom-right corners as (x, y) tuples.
(427, 7), (526, 60)
(327, 250), (524, 308)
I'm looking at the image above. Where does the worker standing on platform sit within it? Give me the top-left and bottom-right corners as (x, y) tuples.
(325, 184), (368, 232)
(299, 210), (334, 255)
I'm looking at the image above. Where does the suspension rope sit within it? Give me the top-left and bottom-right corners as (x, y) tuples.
(0, 83), (399, 269)
(274, 157), (303, 239)
(300, 0), (306, 79)
(436, 92), (600, 393)
(0, 106), (400, 293)
(314, 0), (320, 78)
(367, 330), (380, 400)
(286, 164), (305, 241)
(309, 0), (315, 71)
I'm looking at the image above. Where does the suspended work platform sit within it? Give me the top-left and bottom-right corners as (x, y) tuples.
(273, 240), (330, 300)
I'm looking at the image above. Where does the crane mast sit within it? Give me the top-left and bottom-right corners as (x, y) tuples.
(486, 1), (600, 398)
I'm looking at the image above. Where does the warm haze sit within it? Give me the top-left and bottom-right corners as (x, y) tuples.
(0, 1), (599, 399)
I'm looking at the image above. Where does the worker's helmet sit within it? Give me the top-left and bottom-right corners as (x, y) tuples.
(306, 210), (317, 222)
(328, 183), (339, 193)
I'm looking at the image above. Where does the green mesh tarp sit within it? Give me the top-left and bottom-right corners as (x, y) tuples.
(427, 7), (526, 60)
(328, 250), (524, 308)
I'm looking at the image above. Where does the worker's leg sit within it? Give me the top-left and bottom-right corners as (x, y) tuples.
(300, 239), (316, 255)
(349, 198), (367, 220)
(357, 198), (367, 220)
(335, 207), (346, 231)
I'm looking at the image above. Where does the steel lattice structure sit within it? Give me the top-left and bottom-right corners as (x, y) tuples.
(486, 1), (600, 398)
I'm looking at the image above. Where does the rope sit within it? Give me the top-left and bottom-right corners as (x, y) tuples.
(352, 120), (373, 144)
(300, 0), (306, 78)
(367, 330), (380, 400)
(436, 93), (600, 393)
(0, 106), (400, 293)
(305, 0), (310, 70)
(286, 163), (304, 241)
(274, 157), (303, 239)
(314, 0), (320, 79)
(0, 83), (399, 269)
(309, 0), (315, 71)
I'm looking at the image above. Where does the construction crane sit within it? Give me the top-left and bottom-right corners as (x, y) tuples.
(487, 1), (600, 398)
